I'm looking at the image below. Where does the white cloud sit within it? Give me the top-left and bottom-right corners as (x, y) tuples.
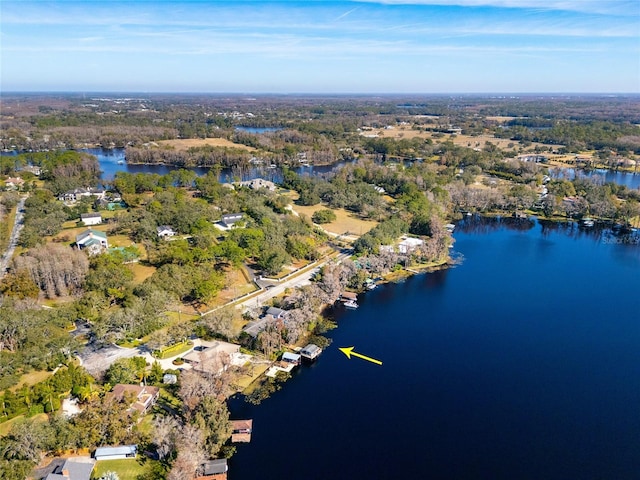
(353, 0), (639, 16)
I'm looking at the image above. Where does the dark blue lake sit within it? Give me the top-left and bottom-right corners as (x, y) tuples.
(228, 217), (640, 480)
(81, 148), (337, 183)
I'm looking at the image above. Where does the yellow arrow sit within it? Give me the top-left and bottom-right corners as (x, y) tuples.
(339, 346), (383, 366)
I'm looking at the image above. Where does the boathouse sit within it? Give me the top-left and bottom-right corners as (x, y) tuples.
(300, 344), (322, 361)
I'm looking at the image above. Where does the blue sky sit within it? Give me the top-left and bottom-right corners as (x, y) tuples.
(1, 0), (639, 93)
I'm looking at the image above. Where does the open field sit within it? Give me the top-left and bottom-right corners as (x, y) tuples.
(292, 203), (378, 237)
(92, 458), (148, 480)
(10, 370), (53, 392)
(156, 137), (257, 152)
(368, 125), (558, 151)
(128, 263), (156, 283)
(197, 267), (257, 312)
(0, 413), (48, 437)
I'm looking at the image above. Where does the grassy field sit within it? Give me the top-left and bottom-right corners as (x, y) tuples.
(128, 263), (156, 283)
(292, 203), (378, 237)
(92, 458), (147, 480)
(10, 370), (53, 392)
(370, 125), (557, 151)
(156, 137), (257, 152)
(0, 413), (48, 437)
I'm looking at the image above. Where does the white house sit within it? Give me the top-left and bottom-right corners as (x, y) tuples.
(238, 178), (276, 191)
(80, 213), (102, 226)
(398, 236), (424, 254)
(75, 229), (108, 255)
(183, 340), (240, 374)
(58, 188), (106, 203)
(157, 225), (176, 238)
(221, 213), (243, 228)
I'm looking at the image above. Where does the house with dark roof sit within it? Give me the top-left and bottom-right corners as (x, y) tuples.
(80, 213), (102, 226)
(195, 459), (228, 480)
(45, 457), (95, 480)
(265, 306), (288, 319)
(221, 213), (243, 228)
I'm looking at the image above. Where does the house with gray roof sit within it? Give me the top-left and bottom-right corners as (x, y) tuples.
(94, 445), (137, 461)
(80, 213), (102, 226)
(45, 456), (95, 480)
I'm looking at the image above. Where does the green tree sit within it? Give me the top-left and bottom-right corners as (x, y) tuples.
(311, 209), (337, 224)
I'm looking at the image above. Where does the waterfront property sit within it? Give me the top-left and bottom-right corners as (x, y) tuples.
(340, 291), (358, 303)
(231, 419), (253, 443)
(94, 445), (137, 461)
(237, 178), (277, 191)
(58, 187), (106, 204)
(195, 459), (228, 480)
(281, 352), (301, 366)
(300, 344), (322, 361)
(182, 340), (241, 374)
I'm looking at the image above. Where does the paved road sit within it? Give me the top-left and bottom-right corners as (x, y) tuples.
(236, 249), (353, 314)
(0, 195), (27, 279)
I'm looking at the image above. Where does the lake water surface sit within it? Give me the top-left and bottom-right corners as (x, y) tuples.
(228, 217), (640, 480)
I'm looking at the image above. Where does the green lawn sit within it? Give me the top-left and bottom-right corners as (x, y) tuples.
(0, 413), (48, 437)
(156, 340), (193, 359)
(92, 458), (147, 480)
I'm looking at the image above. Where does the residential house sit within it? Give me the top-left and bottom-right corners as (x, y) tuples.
(4, 177), (24, 190)
(94, 445), (137, 461)
(238, 178), (276, 191)
(157, 225), (177, 239)
(45, 457), (95, 480)
(265, 306), (288, 319)
(108, 384), (159, 414)
(242, 315), (279, 338)
(195, 459), (228, 480)
(58, 188), (106, 203)
(182, 340), (240, 374)
(80, 213), (102, 226)
(75, 229), (108, 255)
(398, 236), (424, 254)
(221, 213), (243, 228)
(22, 164), (41, 176)
(517, 154), (548, 163)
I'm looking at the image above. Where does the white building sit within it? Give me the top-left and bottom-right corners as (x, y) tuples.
(80, 213), (102, 226)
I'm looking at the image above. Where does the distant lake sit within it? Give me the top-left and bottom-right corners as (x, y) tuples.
(235, 127), (283, 134)
(228, 216), (640, 480)
(552, 167), (640, 190)
(3, 148), (639, 190)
